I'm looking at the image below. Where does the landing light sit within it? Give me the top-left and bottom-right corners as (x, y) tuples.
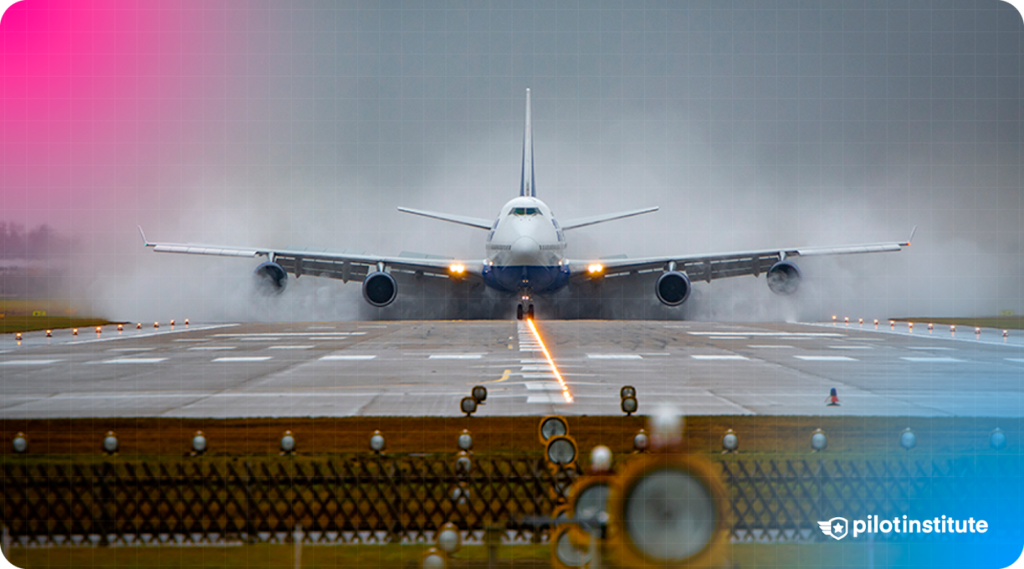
(587, 263), (604, 275)
(448, 263), (465, 275)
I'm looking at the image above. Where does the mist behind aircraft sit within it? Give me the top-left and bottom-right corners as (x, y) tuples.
(1, 1), (1020, 322)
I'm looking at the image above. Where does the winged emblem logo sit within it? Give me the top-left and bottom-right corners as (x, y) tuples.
(817, 517), (849, 540)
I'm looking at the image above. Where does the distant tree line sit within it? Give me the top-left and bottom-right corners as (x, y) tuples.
(0, 223), (74, 259)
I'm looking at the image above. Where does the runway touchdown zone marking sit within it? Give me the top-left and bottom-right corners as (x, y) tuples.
(319, 355), (377, 361)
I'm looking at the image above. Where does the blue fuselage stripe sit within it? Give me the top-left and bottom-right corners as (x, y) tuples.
(483, 264), (570, 293)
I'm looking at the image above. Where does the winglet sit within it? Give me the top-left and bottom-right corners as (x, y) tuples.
(138, 226), (150, 247)
(902, 225), (917, 247)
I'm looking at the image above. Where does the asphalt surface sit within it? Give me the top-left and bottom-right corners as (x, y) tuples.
(1, 320), (1022, 418)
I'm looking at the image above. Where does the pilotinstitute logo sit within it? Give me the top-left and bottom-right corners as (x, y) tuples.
(817, 515), (990, 540)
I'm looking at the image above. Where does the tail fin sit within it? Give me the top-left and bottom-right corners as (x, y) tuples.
(520, 88), (536, 197)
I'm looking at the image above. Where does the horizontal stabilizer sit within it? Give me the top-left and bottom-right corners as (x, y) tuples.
(561, 207), (659, 230)
(397, 207), (493, 230)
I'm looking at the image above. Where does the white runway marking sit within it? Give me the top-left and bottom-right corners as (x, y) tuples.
(900, 357), (965, 363)
(691, 355), (749, 361)
(640, 353), (671, 356)
(687, 332), (846, 337)
(527, 394), (569, 404)
(268, 345), (314, 350)
(310, 337), (348, 341)
(0, 360), (61, 365)
(213, 357), (273, 363)
(429, 354), (484, 360)
(520, 359), (547, 364)
(188, 346), (236, 351)
(305, 326), (336, 330)
(99, 358), (168, 364)
(907, 347), (954, 351)
(108, 348), (155, 352)
(320, 355), (376, 361)
(828, 345), (874, 350)
(587, 354), (643, 360)
(520, 365), (551, 372)
(173, 339), (207, 343)
(793, 356), (858, 362)
(748, 345), (793, 349)
(524, 382), (563, 391)
(214, 332), (364, 337)
(240, 338), (281, 341)
(708, 336), (748, 340)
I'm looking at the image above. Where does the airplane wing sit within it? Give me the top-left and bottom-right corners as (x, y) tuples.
(137, 227), (479, 283)
(567, 228), (915, 282)
(396, 207), (493, 230)
(560, 207), (659, 230)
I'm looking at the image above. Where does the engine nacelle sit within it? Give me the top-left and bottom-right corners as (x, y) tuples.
(766, 260), (802, 295)
(253, 262), (287, 294)
(362, 271), (398, 307)
(656, 271), (691, 306)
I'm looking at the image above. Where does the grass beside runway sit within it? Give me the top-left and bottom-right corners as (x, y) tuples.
(892, 316), (1024, 330)
(1, 415), (1019, 460)
(0, 315), (111, 334)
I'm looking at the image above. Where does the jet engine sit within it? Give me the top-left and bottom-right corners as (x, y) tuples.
(253, 262), (287, 293)
(362, 271), (398, 307)
(766, 260), (801, 295)
(656, 271), (691, 306)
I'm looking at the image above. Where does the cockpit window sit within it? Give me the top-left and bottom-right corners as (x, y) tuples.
(511, 207), (540, 216)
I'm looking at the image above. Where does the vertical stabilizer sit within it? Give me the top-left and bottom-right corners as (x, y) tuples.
(520, 88), (536, 197)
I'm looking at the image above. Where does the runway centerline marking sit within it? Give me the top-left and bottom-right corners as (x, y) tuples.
(99, 358), (168, 364)
(212, 357), (273, 363)
(900, 357), (965, 363)
(319, 355), (376, 361)
(794, 355), (858, 362)
(587, 354), (643, 360)
(691, 355), (749, 361)
(213, 332), (365, 337)
(525, 319), (573, 404)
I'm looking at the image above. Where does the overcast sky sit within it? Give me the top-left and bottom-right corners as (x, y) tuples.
(1, 0), (1021, 321)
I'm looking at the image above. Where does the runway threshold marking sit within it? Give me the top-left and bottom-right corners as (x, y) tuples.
(524, 319), (573, 404)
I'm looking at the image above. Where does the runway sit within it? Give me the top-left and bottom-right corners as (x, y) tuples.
(1, 320), (1023, 418)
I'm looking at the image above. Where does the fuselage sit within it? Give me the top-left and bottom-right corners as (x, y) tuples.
(482, 196), (569, 294)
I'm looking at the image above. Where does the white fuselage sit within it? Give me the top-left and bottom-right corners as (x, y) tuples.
(482, 196), (569, 293)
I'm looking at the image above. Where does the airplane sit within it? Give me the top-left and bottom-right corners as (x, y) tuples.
(140, 89), (914, 320)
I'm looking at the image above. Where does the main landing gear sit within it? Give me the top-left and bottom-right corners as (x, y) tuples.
(516, 303), (535, 320)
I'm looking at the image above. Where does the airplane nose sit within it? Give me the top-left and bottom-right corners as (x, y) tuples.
(510, 236), (540, 262)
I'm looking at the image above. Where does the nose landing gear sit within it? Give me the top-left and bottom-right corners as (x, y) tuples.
(516, 293), (535, 320)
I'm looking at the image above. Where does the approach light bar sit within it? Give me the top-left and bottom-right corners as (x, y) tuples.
(525, 318), (573, 404)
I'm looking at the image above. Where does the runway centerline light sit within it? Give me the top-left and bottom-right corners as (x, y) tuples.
(899, 428), (916, 451)
(280, 430), (296, 455)
(191, 431), (207, 455)
(369, 430), (386, 453)
(103, 431), (119, 455)
(722, 429), (739, 453)
(15, 333), (21, 341)
(154, 322), (159, 329)
(45, 330), (52, 338)
(184, 318), (190, 326)
(96, 326), (102, 334)
(858, 318), (863, 325)
(12, 432), (28, 454)
(991, 428), (1008, 451)
(72, 328), (78, 336)
(457, 429), (473, 451)
(525, 318), (573, 403)
(460, 396), (478, 417)
(633, 429), (649, 453)
(170, 319), (175, 326)
(117, 324), (123, 332)
(136, 323), (142, 330)
(810, 428), (827, 452)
